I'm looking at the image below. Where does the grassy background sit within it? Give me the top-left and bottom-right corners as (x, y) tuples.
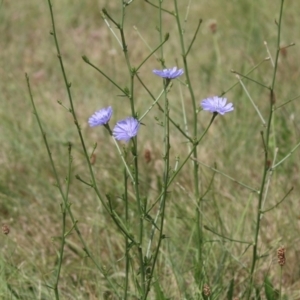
(1, 0), (300, 299)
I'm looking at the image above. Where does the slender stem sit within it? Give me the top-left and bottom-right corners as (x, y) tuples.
(247, 101), (271, 299)
(279, 266), (282, 300)
(185, 19), (202, 57)
(48, 0), (134, 246)
(133, 25), (158, 60)
(264, 41), (275, 67)
(271, 139), (300, 170)
(54, 205), (65, 300)
(147, 115), (217, 215)
(179, 83), (190, 149)
(53, 143), (72, 300)
(118, 2), (145, 295)
(271, 1), (284, 91)
(47, 0), (109, 211)
(102, 8), (120, 27)
(144, 86), (170, 300)
(220, 57), (270, 96)
(173, 2), (202, 282)
(124, 169), (129, 300)
(139, 88), (165, 121)
(183, 0), (192, 31)
(275, 94), (300, 110)
(136, 34), (169, 71)
(112, 136), (135, 183)
(247, 1), (284, 297)
(101, 11), (122, 48)
(26, 73), (119, 296)
(261, 148), (278, 210)
(173, 0), (197, 136)
(136, 74), (193, 143)
(231, 70), (270, 89)
(203, 226), (253, 245)
(144, 0), (174, 15)
(236, 75), (266, 126)
(144, 4), (171, 297)
(82, 56), (126, 94)
(191, 158), (259, 193)
(261, 187), (293, 213)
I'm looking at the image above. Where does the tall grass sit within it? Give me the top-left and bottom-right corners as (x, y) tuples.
(1, 0), (300, 299)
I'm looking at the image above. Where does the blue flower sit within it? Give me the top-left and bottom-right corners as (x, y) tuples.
(113, 117), (140, 142)
(88, 106), (113, 127)
(201, 96), (234, 115)
(152, 67), (184, 79)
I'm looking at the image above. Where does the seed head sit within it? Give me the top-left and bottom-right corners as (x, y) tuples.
(144, 149), (151, 163)
(280, 47), (287, 58)
(2, 224), (10, 235)
(90, 153), (96, 165)
(209, 21), (217, 34)
(203, 283), (211, 296)
(277, 246), (285, 266)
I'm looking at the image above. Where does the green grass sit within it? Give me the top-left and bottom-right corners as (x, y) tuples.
(1, 0), (300, 299)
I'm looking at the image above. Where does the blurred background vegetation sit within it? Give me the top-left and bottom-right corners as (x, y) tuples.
(1, 0), (300, 298)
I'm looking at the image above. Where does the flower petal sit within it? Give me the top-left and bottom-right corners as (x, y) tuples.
(88, 106), (113, 127)
(152, 67), (184, 79)
(113, 117), (140, 142)
(200, 97), (234, 115)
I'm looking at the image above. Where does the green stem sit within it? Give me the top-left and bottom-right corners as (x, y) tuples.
(261, 187), (293, 213)
(26, 73), (119, 297)
(53, 143), (72, 300)
(143, 6), (170, 295)
(185, 19), (202, 57)
(221, 57), (270, 96)
(82, 56), (126, 94)
(247, 1), (284, 297)
(274, 93), (300, 110)
(271, 140), (300, 170)
(124, 169), (129, 300)
(236, 75), (266, 125)
(136, 74), (193, 143)
(231, 70), (270, 89)
(47, 0), (110, 213)
(118, 2), (145, 294)
(204, 226), (252, 245)
(174, 0), (202, 283)
(271, 1), (284, 91)
(48, 0), (134, 244)
(136, 34), (169, 71)
(111, 136), (135, 183)
(144, 0), (174, 15)
(192, 159), (259, 193)
(147, 114), (216, 216)
(279, 266), (282, 300)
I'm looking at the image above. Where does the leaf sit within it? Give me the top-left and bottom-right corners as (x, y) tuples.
(227, 278), (234, 300)
(264, 277), (275, 300)
(154, 279), (169, 300)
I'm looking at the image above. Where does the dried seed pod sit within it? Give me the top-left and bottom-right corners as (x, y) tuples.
(203, 283), (211, 296)
(280, 47), (287, 58)
(209, 21), (217, 34)
(277, 246), (286, 266)
(2, 224), (9, 235)
(90, 153), (96, 165)
(144, 149), (151, 163)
